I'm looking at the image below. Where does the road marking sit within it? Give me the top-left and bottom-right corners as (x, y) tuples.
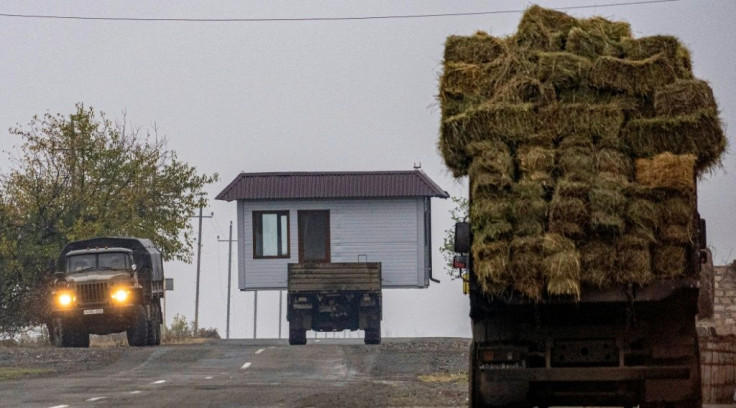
(48, 405), (69, 408)
(315, 339), (321, 343)
(86, 397), (108, 402)
(255, 348), (265, 354)
(241, 362), (252, 370)
(129, 391), (142, 394)
(205, 376), (214, 379)
(152, 380), (166, 384)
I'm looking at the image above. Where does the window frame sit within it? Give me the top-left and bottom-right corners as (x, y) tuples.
(252, 210), (291, 259)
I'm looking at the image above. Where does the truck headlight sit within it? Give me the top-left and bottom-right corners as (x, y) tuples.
(110, 288), (130, 303)
(57, 292), (74, 307)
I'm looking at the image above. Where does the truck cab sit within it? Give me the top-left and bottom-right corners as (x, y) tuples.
(49, 237), (164, 348)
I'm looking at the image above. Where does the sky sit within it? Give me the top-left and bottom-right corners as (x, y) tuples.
(1, 0), (734, 339)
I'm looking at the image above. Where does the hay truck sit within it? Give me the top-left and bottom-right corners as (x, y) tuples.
(287, 262), (382, 345)
(454, 217), (708, 407)
(49, 237), (164, 347)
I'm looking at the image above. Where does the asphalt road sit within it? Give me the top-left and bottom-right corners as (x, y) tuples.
(0, 338), (469, 408)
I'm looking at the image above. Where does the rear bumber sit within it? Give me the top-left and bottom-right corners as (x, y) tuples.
(470, 279), (701, 406)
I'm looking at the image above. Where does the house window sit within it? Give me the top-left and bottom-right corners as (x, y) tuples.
(253, 211), (290, 258)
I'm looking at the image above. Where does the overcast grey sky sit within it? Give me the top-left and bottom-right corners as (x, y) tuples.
(1, 0), (734, 339)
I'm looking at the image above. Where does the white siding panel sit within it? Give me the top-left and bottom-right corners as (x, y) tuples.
(239, 199), (428, 290)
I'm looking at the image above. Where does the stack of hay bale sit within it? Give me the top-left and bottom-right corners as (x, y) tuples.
(439, 6), (726, 300)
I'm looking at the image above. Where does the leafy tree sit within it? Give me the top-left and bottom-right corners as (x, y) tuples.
(0, 104), (218, 333)
(439, 196), (468, 280)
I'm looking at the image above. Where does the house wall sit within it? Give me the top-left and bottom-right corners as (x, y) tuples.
(236, 198), (430, 290)
(711, 265), (736, 334)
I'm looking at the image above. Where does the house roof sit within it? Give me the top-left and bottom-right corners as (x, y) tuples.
(215, 170), (449, 201)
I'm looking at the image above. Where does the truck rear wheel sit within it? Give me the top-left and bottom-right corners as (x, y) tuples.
(126, 305), (149, 347)
(146, 303), (161, 346)
(289, 327), (307, 345)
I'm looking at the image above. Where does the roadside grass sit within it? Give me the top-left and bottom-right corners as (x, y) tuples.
(0, 367), (56, 381)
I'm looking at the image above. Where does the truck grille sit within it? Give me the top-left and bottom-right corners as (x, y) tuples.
(77, 282), (108, 305)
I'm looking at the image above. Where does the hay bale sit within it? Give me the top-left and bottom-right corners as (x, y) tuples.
(442, 103), (538, 147)
(615, 241), (654, 286)
(596, 148), (633, 177)
(549, 196), (588, 239)
(444, 32), (504, 64)
(555, 178), (590, 199)
(473, 241), (511, 295)
(626, 198), (659, 238)
(473, 219), (514, 243)
(536, 52), (593, 90)
(511, 181), (548, 237)
(654, 80), (717, 116)
(542, 233), (580, 298)
(440, 62), (494, 100)
(566, 26), (621, 59)
(470, 199), (513, 224)
(580, 240), (616, 287)
(558, 145), (595, 182)
(660, 225), (694, 245)
(589, 173), (628, 234)
(509, 237), (545, 300)
(539, 103), (625, 141)
(490, 76), (557, 105)
(660, 195), (695, 225)
(468, 142), (515, 194)
(518, 145), (555, 174)
(577, 16), (632, 42)
(652, 245), (688, 277)
(621, 110), (724, 173)
(635, 153), (696, 191)
(590, 53), (678, 96)
(621, 35), (692, 79)
(515, 5), (577, 51)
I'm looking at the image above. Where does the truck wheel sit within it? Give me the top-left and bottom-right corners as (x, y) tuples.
(364, 323), (381, 345)
(75, 332), (90, 348)
(289, 327), (307, 345)
(126, 305), (149, 347)
(146, 305), (161, 346)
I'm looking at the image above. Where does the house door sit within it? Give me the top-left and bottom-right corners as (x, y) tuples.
(298, 210), (330, 263)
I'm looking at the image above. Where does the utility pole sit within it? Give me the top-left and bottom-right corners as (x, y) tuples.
(192, 206), (213, 334)
(217, 221), (236, 340)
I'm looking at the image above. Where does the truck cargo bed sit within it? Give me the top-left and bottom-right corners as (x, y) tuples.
(288, 262), (381, 293)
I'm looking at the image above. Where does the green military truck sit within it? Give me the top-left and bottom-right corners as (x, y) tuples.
(49, 237), (165, 347)
(287, 262), (382, 345)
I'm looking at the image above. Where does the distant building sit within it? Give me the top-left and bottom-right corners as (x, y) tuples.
(216, 170), (448, 291)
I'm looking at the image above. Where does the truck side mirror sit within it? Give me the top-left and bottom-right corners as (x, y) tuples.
(131, 264), (137, 271)
(454, 222), (471, 253)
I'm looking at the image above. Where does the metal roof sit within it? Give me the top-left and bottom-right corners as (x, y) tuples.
(215, 170), (449, 201)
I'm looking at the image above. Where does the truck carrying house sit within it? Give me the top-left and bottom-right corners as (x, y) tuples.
(49, 237), (165, 347)
(216, 170), (448, 344)
(439, 6), (726, 408)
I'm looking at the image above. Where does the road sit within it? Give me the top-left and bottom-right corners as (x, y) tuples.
(0, 338), (469, 408)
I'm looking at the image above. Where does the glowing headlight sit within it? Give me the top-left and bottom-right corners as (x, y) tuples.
(111, 288), (130, 303)
(58, 293), (74, 307)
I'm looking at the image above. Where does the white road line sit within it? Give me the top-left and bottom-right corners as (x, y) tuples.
(152, 380), (166, 384)
(241, 362), (252, 370)
(48, 405), (69, 408)
(315, 339), (321, 343)
(129, 391), (142, 394)
(255, 348), (265, 354)
(86, 397), (108, 402)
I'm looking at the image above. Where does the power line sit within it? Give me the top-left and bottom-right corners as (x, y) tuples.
(0, 1), (679, 23)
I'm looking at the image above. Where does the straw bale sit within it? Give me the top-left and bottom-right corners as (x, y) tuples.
(654, 80), (717, 117)
(621, 110), (725, 173)
(549, 196), (588, 239)
(536, 52), (593, 90)
(510, 181), (548, 237)
(580, 240), (616, 287)
(621, 35), (692, 79)
(539, 103), (625, 141)
(660, 225), (694, 245)
(615, 244), (654, 286)
(470, 199), (513, 224)
(442, 102), (538, 146)
(438, 124), (472, 177)
(545, 250), (581, 298)
(512, 180), (546, 199)
(474, 219), (514, 243)
(660, 195), (695, 225)
(559, 134), (594, 149)
(515, 5), (577, 52)
(577, 17), (632, 42)
(509, 237), (545, 300)
(635, 153), (696, 191)
(473, 241), (511, 295)
(440, 62), (494, 100)
(596, 148), (633, 177)
(558, 145), (595, 182)
(619, 229), (656, 248)
(566, 26), (621, 59)
(555, 178), (590, 199)
(542, 233), (576, 255)
(518, 145), (555, 174)
(490, 76), (557, 105)
(468, 144), (515, 193)
(590, 53), (678, 96)
(626, 198), (659, 234)
(652, 245), (688, 277)
(444, 32), (504, 64)
(589, 173), (628, 234)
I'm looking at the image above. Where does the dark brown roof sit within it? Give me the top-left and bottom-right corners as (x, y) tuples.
(216, 170), (449, 201)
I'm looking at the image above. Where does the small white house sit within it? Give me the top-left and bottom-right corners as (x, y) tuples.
(216, 170), (449, 290)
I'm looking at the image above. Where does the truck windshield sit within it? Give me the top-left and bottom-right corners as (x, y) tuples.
(67, 253), (129, 272)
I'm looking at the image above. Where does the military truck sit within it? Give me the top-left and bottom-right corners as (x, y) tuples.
(453, 219), (708, 408)
(49, 237), (164, 347)
(287, 262), (382, 345)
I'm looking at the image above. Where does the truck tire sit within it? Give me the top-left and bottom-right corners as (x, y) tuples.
(126, 305), (149, 347)
(289, 328), (307, 345)
(146, 304), (161, 346)
(364, 323), (381, 345)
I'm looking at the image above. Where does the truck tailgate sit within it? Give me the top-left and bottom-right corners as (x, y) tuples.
(288, 262), (381, 293)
